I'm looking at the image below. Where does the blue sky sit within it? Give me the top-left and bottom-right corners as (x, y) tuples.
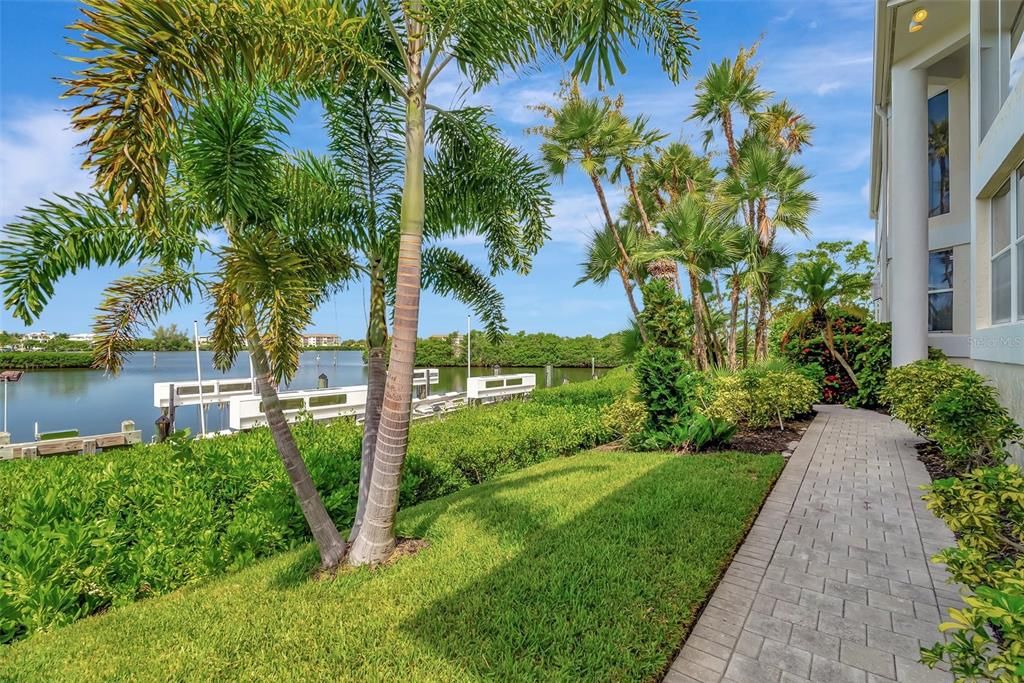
(0, 0), (875, 340)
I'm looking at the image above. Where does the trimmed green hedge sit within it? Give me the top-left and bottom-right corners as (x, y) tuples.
(0, 372), (626, 644)
(0, 352), (94, 369)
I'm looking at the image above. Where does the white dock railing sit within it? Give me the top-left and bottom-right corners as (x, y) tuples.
(153, 378), (256, 408)
(467, 373), (536, 401)
(228, 384), (369, 430)
(413, 368), (440, 387)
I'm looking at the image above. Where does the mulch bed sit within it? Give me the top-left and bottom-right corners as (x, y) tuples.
(728, 412), (816, 455)
(313, 537), (430, 580)
(914, 441), (956, 481)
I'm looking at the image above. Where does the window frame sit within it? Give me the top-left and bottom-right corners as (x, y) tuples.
(928, 249), (955, 333)
(990, 164), (1024, 326)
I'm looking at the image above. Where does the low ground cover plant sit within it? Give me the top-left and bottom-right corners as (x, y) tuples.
(0, 451), (783, 680)
(0, 374), (624, 644)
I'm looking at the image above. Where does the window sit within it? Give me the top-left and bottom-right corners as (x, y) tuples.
(928, 250), (954, 332)
(991, 165), (1024, 324)
(928, 91), (950, 217)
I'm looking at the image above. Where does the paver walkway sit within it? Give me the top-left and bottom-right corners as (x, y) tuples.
(666, 405), (964, 683)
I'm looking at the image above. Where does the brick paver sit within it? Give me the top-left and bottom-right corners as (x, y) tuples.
(665, 405), (964, 683)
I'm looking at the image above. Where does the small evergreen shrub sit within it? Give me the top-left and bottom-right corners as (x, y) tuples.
(600, 396), (648, 440)
(699, 365), (818, 429)
(882, 360), (1022, 471)
(922, 466), (1024, 679)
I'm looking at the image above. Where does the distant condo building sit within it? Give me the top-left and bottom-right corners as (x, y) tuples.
(302, 333), (340, 347)
(869, 0), (1024, 449)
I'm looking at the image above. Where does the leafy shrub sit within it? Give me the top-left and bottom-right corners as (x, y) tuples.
(601, 396), (648, 440)
(921, 466), (1024, 679)
(0, 375), (625, 644)
(882, 360), (1022, 471)
(531, 366), (633, 409)
(698, 365), (818, 429)
(634, 346), (703, 433)
(631, 414), (736, 452)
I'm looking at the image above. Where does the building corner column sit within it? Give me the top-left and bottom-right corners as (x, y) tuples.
(890, 64), (930, 366)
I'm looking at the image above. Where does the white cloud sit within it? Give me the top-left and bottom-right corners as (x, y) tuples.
(0, 105), (92, 223)
(814, 81), (844, 96)
(546, 189), (619, 245)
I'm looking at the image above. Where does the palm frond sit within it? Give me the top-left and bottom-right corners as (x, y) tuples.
(421, 247), (507, 342)
(92, 268), (204, 374)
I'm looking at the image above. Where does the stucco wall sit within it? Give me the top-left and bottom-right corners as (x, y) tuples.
(971, 359), (1024, 465)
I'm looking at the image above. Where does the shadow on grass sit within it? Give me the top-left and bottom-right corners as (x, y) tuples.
(268, 462), (610, 590)
(402, 456), (772, 681)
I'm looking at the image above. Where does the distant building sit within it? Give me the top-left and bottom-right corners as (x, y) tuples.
(23, 331), (53, 342)
(303, 333), (340, 347)
(68, 333), (95, 342)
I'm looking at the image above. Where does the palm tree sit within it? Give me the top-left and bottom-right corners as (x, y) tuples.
(689, 44), (771, 168)
(752, 100), (814, 156)
(717, 137), (816, 359)
(299, 82), (550, 540)
(59, 0), (699, 567)
(2, 87), (358, 568)
(642, 195), (743, 369)
(576, 221), (646, 321)
(607, 109), (677, 283)
(785, 261), (862, 388)
(640, 142), (718, 209)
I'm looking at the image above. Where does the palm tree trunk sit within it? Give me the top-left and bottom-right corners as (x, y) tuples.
(727, 275), (741, 370)
(619, 267), (646, 341)
(349, 30), (425, 566)
(590, 172), (631, 267)
(625, 165), (675, 283)
(742, 287), (751, 367)
(722, 108), (739, 168)
(824, 318), (860, 389)
(351, 261), (387, 541)
(754, 292), (769, 361)
(688, 270), (709, 370)
(240, 300), (347, 568)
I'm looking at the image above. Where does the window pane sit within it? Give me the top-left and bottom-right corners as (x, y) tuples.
(928, 250), (954, 289)
(993, 181), (1012, 255)
(993, 250), (1012, 322)
(1012, 0), (1024, 90)
(928, 292), (954, 332)
(928, 91), (950, 217)
(1018, 166), (1024, 240)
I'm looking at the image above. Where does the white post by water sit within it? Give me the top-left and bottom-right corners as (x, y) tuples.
(2, 379), (6, 433)
(193, 320), (207, 436)
(466, 315), (472, 379)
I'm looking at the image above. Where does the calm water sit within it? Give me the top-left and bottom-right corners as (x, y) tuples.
(1, 351), (601, 443)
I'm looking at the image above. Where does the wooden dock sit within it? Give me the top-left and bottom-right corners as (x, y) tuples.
(0, 421), (143, 461)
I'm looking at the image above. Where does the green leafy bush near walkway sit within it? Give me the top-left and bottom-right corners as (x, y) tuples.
(698, 364), (818, 429)
(922, 466), (1024, 680)
(882, 360), (1023, 471)
(0, 451), (783, 681)
(0, 352), (94, 369)
(0, 374), (624, 644)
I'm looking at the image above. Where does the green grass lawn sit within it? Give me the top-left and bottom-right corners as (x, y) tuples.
(1, 450), (783, 682)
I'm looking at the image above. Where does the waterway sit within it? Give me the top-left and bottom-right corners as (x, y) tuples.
(1, 351), (603, 443)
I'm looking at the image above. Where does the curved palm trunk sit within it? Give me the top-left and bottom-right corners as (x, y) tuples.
(742, 286), (751, 367)
(349, 38), (425, 566)
(754, 293), (769, 361)
(687, 270), (709, 370)
(619, 267), (644, 335)
(240, 301), (347, 568)
(351, 261), (387, 541)
(823, 317), (860, 389)
(727, 275), (741, 370)
(625, 165), (675, 283)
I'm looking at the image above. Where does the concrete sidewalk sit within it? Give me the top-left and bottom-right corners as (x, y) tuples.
(666, 405), (962, 682)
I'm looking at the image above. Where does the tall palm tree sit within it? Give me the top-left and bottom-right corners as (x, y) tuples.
(299, 82), (551, 540)
(59, 0), (699, 567)
(785, 261), (862, 388)
(1, 87), (359, 568)
(576, 221), (646, 321)
(717, 136), (816, 360)
(752, 100), (814, 156)
(689, 44), (771, 168)
(642, 195), (743, 369)
(607, 109), (677, 283)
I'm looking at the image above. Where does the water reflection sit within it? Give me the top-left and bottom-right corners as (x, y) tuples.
(1, 352), (602, 443)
